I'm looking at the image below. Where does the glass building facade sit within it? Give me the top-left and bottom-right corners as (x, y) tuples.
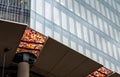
(30, 0), (120, 73)
(0, 0), (30, 24)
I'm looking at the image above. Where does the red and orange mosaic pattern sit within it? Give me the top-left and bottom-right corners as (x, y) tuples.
(16, 27), (47, 57)
(86, 67), (113, 77)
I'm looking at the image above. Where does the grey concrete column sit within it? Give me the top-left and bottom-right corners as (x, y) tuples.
(13, 52), (37, 77)
(17, 62), (30, 77)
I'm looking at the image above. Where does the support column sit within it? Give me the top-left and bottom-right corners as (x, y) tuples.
(13, 52), (37, 77)
(17, 62), (29, 77)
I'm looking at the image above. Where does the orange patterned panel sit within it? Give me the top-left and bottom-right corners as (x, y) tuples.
(98, 67), (113, 75)
(91, 71), (106, 77)
(19, 42), (43, 50)
(21, 27), (46, 43)
(16, 27), (47, 57)
(86, 67), (113, 77)
(17, 48), (40, 57)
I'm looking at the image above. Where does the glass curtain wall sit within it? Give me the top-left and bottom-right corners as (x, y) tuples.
(0, 0), (30, 24)
(30, 0), (120, 73)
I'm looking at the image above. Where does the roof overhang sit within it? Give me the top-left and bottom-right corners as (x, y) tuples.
(31, 37), (102, 77)
(0, 20), (26, 67)
(1, 20), (118, 77)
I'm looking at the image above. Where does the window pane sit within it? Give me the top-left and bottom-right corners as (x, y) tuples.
(81, 5), (86, 20)
(54, 31), (60, 41)
(74, 1), (80, 16)
(100, 4), (105, 16)
(95, 0), (101, 12)
(62, 36), (68, 46)
(69, 17), (75, 34)
(90, 0), (95, 8)
(78, 45), (83, 54)
(76, 22), (82, 39)
(36, 21), (43, 34)
(116, 3), (120, 12)
(118, 48), (120, 60)
(103, 21), (109, 35)
(31, 0), (36, 11)
(106, 8), (110, 19)
(102, 38), (107, 53)
(71, 40), (76, 50)
(112, 44), (118, 60)
(36, 0), (42, 15)
(98, 18), (104, 32)
(92, 53), (97, 61)
(68, 0), (73, 11)
(110, 11), (115, 23)
(45, 26), (52, 36)
(109, 25), (114, 39)
(99, 56), (104, 64)
(89, 30), (95, 46)
(83, 26), (89, 43)
(60, 0), (65, 6)
(87, 10), (92, 24)
(53, 7), (60, 25)
(96, 34), (101, 50)
(107, 41), (113, 57)
(85, 49), (91, 58)
(30, 18), (35, 29)
(112, 0), (116, 9)
(45, 2), (51, 20)
(115, 15), (119, 26)
(61, 12), (67, 30)
(93, 14), (98, 28)
(114, 29), (119, 41)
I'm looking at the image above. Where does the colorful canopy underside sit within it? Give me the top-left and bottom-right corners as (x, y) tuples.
(16, 27), (47, 57)
(87, 67), (113, 77)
